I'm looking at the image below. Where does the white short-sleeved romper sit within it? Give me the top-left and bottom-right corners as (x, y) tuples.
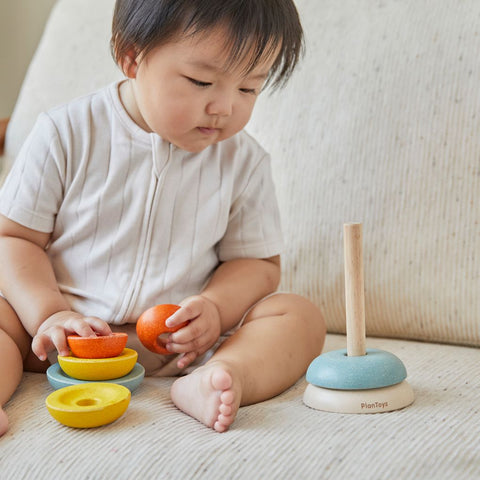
(0, 82), (284, 375)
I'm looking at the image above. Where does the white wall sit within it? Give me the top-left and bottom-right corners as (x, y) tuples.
(0, 0), (56, 118)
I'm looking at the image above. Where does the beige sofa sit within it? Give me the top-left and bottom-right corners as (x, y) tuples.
(1, 1), (479, 479)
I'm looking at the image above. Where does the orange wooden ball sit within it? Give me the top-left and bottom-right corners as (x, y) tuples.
(136, 304), (187, 355)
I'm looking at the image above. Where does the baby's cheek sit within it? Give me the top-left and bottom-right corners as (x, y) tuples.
(230, 111), (253, 138)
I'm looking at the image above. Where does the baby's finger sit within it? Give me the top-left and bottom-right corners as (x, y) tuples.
(63, 318), (98, 338)
(49, 326), (71, 356)
(32, 333), (55, 361)
(166, 303), (199, 328)
(169, 319), (203, 344)
(176, 351), (198, 370)
(83, 316), (112, 336)
(167, 330), (210, 355)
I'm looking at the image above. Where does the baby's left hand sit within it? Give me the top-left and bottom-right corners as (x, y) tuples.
(165, 295), (221, 369)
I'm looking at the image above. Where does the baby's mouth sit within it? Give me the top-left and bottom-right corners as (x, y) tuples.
(197, 127), (219, 135)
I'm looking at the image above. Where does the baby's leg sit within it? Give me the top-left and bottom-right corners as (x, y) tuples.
(170, 293), (326, 432)
(0, 298), (38, 436)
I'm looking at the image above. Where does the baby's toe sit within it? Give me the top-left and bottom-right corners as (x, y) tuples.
(219, 403), (232, 415)
(220, 389), (235, 405)
(211, 369), (232, 391)
(214, 413), (235, 433)
(214, 420), (229, 433)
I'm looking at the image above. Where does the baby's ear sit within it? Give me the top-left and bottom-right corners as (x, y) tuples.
(120, 48), (139, 78)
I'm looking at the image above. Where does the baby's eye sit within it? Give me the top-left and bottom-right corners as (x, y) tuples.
(240, 88), (257, 95)
(186, 77), (211, 88)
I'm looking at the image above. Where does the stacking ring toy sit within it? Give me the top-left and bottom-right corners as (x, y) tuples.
(136, 304), (188, 354)
(303, 223), (414, 414)
(306, 348), (407, 390)
(58, 348), (137, 381)
(67, 332), (128, 358)
(46, 383), (131, 428)
(47, 362), (145, 392)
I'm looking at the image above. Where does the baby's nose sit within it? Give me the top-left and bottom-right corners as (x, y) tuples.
(206, 94), (233, 116)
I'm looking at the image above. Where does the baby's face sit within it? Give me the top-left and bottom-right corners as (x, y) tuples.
(125, 27), (276, 152)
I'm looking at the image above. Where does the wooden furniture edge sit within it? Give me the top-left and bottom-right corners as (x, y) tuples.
(0, 117), (10, 156)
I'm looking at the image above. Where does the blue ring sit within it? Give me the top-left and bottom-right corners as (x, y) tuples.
(306, 348), (407, 390)
(47, 362), (145, 392)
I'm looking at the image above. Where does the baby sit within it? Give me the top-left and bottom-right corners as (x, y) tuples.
(0, 0), (326, 435)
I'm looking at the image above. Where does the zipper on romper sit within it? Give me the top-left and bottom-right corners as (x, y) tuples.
(115, 139), (173, 322)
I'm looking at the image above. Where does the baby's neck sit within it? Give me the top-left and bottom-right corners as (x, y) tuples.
(118, 79), (152, 133)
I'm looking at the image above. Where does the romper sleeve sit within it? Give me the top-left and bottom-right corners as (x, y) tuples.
(217, 153), (284, 261)
(0, 113), (66, 233)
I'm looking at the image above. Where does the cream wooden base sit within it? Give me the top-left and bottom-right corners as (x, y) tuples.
(303, 380), (414, 414)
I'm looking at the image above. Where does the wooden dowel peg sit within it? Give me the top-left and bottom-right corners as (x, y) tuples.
(344, 223), (366, 356)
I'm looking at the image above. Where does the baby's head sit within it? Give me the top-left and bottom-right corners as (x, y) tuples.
(111, 0), (304, 90)
(110, 0), (304, 152)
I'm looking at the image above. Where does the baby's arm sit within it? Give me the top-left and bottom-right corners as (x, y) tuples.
(165, 256), (281, 368)
(0, 214), (111, 360)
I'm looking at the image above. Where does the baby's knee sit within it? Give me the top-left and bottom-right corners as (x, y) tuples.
(283, 293), (325, 336)
(0, 297), (31, 359)
(248, 293), (325, 333)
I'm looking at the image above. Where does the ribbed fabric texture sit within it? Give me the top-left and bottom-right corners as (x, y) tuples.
(1, 83), (283, 324)
(2, 335), (479, 479)
(247, 0), (480, 346)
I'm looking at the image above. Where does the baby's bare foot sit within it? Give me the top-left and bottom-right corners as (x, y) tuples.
(0, 407), (9, 436)
(170, 362), (241, 432)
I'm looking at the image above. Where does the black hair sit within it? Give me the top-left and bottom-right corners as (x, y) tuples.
(111, 0), (304, 89)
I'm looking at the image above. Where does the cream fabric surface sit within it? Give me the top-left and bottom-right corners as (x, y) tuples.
(2, 2), (480, 479)
(2, 335), (480, 480)
(247, 1), (480, 346)
(3, 0), (480, 346)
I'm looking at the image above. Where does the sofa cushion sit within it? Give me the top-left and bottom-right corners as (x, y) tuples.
(248, 1), (480, 346)
(2, 335), (479, 478)
(3, 0), (480, 346)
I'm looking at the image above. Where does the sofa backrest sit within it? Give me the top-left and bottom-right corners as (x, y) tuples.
(4, 0), (479, 346)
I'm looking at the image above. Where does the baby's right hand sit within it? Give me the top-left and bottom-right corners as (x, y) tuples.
(32, 311), (112, 361)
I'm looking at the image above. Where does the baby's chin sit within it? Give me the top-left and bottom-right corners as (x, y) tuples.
(172, 137), (223, 153)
